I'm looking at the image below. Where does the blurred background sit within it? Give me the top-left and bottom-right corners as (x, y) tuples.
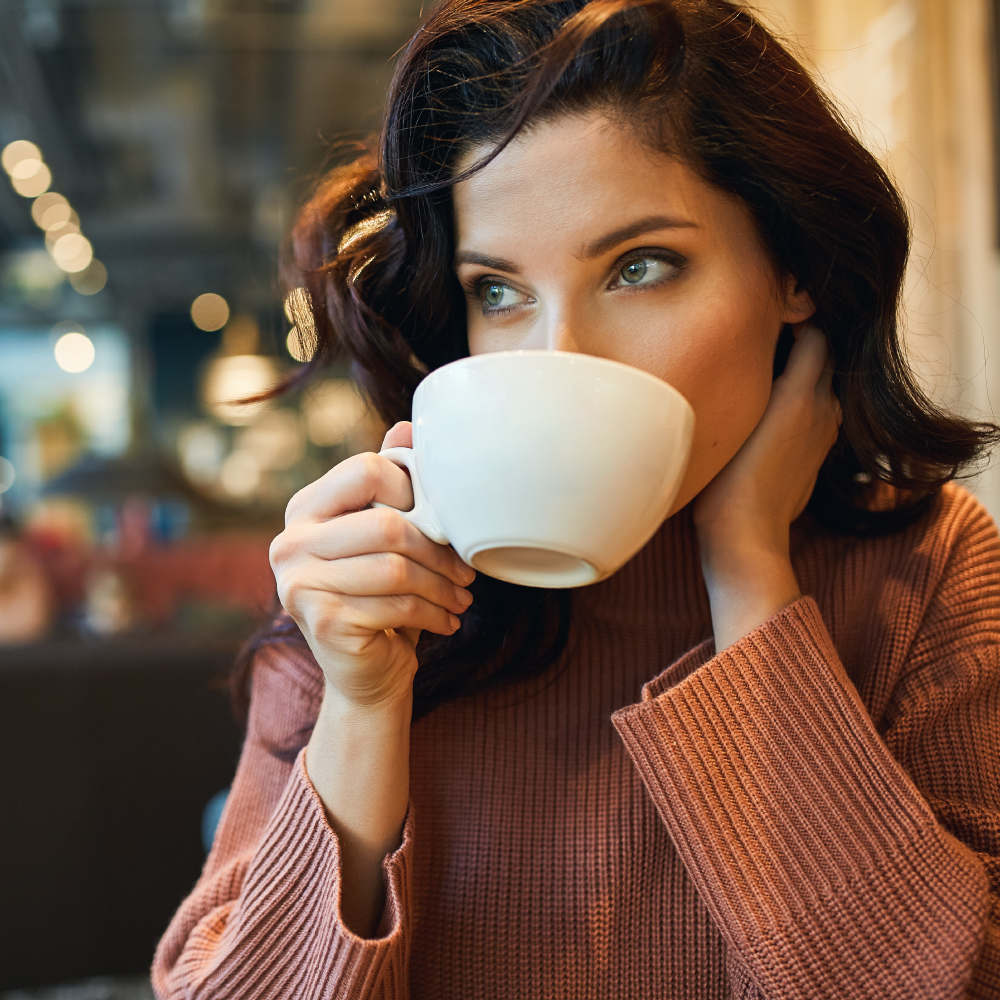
(0, 0), (998, 995)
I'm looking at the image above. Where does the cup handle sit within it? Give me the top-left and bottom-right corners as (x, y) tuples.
(372, 447), (449, 545)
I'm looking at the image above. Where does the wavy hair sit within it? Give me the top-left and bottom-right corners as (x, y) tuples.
(232, 0), (999, 725)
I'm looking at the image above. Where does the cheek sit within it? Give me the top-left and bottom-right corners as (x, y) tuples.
(655, 303), (779, 513)
(665, 355), (773, 514)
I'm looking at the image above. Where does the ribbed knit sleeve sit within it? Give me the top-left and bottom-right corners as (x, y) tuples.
(611, 496), (1000, 1000)
(151, 645), (413, 999)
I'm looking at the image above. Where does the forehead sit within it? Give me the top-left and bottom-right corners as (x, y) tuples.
(451, 113), (742, 252)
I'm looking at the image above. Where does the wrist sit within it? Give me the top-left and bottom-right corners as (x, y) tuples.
(307, 682), (411, 838)
(320, 677), (414, 722)
(698, 540), (801, 652)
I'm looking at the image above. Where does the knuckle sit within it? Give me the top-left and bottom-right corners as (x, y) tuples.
(374, 507), (407, 548)
(377, 551), (411, 589)
(357, 450), (383, 484)
(283, 490), (305, 523)
(394, 593), (421, 617)
(269, 531), (293, 568)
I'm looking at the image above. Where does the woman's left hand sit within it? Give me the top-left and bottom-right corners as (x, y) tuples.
(692, 323), (841, 650)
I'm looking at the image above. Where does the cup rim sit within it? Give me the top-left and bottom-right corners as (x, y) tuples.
(416, 349), (692, 413)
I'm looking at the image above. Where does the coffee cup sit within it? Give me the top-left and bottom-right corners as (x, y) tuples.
(375, 350), (694, 588)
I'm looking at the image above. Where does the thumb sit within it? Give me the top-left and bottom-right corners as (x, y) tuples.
(382, 420), (413, 450)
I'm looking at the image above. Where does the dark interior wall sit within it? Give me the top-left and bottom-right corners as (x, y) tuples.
(149, 313), (222, 421)
(0, 638), (244, 988)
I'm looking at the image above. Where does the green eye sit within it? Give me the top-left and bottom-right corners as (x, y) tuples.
(485, 284), (506, 306)
(621, 260), (648, 284)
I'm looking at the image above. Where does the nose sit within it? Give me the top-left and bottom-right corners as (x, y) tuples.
(541, 310), (583, 353)
(547, 327), (581, 353)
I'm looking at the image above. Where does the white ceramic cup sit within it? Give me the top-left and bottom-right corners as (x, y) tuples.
(375, 350), (694, 588)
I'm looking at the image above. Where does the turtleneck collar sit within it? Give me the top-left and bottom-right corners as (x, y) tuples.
(574, 504), (712, 633)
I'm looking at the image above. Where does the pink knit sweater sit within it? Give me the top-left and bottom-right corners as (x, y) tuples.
(152, 483), (1000, 999)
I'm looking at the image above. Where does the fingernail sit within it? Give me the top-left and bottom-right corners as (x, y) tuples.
(449, 615), (461, 630)
(455, 588), (473, 607)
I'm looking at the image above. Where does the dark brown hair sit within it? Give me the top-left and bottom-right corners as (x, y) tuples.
(233, 0), (999, 725)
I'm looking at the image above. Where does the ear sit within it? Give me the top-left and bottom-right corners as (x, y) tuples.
(781, 275), (815, 324)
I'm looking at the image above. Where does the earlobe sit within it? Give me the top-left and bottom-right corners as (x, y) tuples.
(782, 278), (815, 324)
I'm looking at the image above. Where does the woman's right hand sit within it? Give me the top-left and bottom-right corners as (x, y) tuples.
(270, 420), (475, 711)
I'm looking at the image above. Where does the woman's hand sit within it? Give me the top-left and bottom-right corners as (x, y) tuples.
(269, 420), (475, 712)
(692, 324), (841, 650)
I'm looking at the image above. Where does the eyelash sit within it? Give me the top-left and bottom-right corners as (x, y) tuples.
(467, 248), (687, 316)
(611, 249), (686, 293)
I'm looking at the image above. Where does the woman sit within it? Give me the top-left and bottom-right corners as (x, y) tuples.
(153, 0), (1000, 996)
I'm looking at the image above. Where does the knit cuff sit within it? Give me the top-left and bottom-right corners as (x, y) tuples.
(221, 749), (412, 995)
(612, 597), (988, 999)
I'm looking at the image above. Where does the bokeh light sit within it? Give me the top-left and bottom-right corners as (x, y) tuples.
(51, 232), (93, 272)
(0, 456), (16, 494)
(69, 260), (108, 295)
(283, 287), (314, 328)
(284, 287), (316, 361)
(303, 379), (368, 447)
(45, 219), (81, 249)
(219, 450), (261, 498)
(177, 422), (225, 487)
(237, 410), (305, 471)
(11, 162), (52, 197)
(202, 354), (276, 425)
(31, 191), (71, 228)
(191, 292), (230, 331)
(285, 326), (313, 362)
(11, 157), (43, 180)
(1, 140), (41, 173)
(54, 331), (96, 373)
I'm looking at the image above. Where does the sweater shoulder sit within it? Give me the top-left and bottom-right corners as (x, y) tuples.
(906, 481), (999, 567)
(794, 481), (1000, 618)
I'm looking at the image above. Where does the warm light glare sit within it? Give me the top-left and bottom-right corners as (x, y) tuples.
(202, 354), (277, 425)
(304, 380), (368, 447)
(45, 220), (81, 250)
(0, 456), (15, 494)
(283, 287), (314, 329)
(191, 292), (230, 331)
(285, 327), (313, 362)
(69, 260), (108, 295)
(31, 191), (70, 229)
(284, 288), (316, 361)
(54, 332), (96, 373)
(237, 410), (305, 471)
(2, 140), (41, 174)
(11, 162), (51, 197)
(219, 450), (261, 498)
(11, 158), (43, 180)
(178, 422), (225, 487)
(51, 232), (93, 272)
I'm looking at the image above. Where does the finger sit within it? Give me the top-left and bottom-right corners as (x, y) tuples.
(313, 591), (462, 639)
(817, 361), (834, 397)
(286, 451), (414, 523)
(382, 420), (413, 450)
(781, 323), (829, 387)
(276, 507), (475, 586)
(310, 551), (473, 615)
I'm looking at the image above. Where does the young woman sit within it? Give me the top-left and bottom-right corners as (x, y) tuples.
(153, 1), (1000, 996)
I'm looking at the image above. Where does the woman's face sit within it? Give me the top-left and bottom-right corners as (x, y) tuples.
(453, 112), (814, 516)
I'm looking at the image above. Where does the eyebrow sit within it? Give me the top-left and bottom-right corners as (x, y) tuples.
(453, 251), (520, 273)
(453, 214), (697, 274)
(580, 215), (697, 259)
